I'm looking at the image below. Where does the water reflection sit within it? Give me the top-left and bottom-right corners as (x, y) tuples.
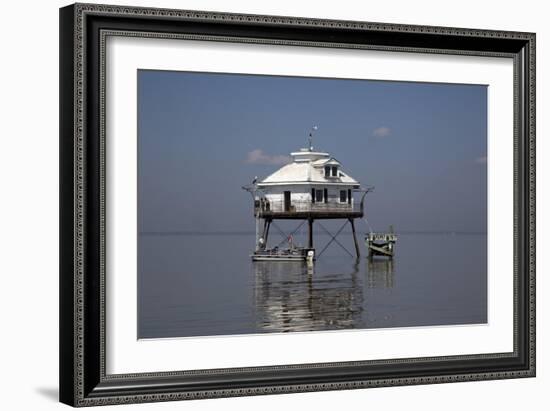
(367, 258), (395, 289)
(139, 233), (487, 338)
(252, 259), (377, 333)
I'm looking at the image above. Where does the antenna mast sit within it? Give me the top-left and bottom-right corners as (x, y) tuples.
(308, 125), (318, 151)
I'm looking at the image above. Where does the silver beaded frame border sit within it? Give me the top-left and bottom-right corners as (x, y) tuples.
(69, 3), (535, 406)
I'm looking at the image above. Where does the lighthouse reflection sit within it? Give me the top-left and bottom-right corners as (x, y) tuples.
(253, 259), (395, 333)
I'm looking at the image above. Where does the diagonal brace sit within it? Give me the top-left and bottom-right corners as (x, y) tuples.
(271, 220), (307, 248)
(316, 221), (354, 258)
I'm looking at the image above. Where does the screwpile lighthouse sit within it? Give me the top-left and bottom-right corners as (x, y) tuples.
(244, 128), (370, 261)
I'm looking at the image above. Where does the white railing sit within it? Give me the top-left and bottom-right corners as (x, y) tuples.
(255, 199), (362, 214)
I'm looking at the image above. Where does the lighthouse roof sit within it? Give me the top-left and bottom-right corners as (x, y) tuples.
(290, 149), (330, 162)
(258, 148), (359, 187)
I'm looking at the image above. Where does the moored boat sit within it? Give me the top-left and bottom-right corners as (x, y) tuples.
(251, 247), (315, 262)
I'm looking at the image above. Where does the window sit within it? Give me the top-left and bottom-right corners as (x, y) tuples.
(332, 166), (338, 177)
(284, 191), (291, 211)
(315, 189), (324, 203)
(340, 190), (347, 203)
(324, 166), (330, 177)
(348, 189), (352, 205)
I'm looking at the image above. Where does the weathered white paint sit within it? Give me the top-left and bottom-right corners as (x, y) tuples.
(258, 148), (359, 186)
(255, 146), (360, 213)
(257, 186), (355, 212)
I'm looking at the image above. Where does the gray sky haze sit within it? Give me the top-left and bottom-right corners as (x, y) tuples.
(138, 70), (487, 234)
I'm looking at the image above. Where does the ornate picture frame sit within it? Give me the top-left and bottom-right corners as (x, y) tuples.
(59, 3), (535, 406)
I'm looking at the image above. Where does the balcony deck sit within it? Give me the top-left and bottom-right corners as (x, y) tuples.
(255, 200), (364, 220)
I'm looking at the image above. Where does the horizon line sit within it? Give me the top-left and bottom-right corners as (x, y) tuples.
(139, 230), (488, 236)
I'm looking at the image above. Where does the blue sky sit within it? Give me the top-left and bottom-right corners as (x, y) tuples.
(138, 70), (487, 233)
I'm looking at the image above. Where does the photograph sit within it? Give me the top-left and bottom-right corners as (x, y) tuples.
(57, 1), (536, 406)
(137, 70), (488, 339)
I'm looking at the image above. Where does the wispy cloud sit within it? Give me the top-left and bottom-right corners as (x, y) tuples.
(475, 156), (487, 164)
(372, 126), (391, 138)
(245, 149), (290, 166)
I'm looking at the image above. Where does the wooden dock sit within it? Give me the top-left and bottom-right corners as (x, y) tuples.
(365, 230), (397, 258)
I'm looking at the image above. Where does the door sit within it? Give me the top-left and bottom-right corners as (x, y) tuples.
(284, 191), (291, 211)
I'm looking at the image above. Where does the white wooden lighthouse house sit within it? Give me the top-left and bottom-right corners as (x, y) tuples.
(244, 129), (370, 260)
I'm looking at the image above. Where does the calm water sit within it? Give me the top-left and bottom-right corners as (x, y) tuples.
(138, 231), (487, 338)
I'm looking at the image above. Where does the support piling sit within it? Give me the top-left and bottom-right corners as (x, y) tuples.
(308, 218), (313, 248)
(264, 219), (271, 245)
(349, 218), (360, 258)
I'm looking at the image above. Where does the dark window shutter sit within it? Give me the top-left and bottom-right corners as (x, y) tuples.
(348, 189), (352, 204)
(324, 188), (328, 203)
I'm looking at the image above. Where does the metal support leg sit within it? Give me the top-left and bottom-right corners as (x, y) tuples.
(261, 219), (267, 240)
(308, 218), (313, 248)
(265, 219), (271, 245)
(350, 218), (360, 258)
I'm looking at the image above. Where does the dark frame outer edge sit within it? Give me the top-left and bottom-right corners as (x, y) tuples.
(60, 3), (76, 407)
(59, 2), (536, 407)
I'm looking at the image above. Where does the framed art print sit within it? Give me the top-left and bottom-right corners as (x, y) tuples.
(59, 3), (535, 406)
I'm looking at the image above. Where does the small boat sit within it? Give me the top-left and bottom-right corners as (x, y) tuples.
(251, 247), (315, 262)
